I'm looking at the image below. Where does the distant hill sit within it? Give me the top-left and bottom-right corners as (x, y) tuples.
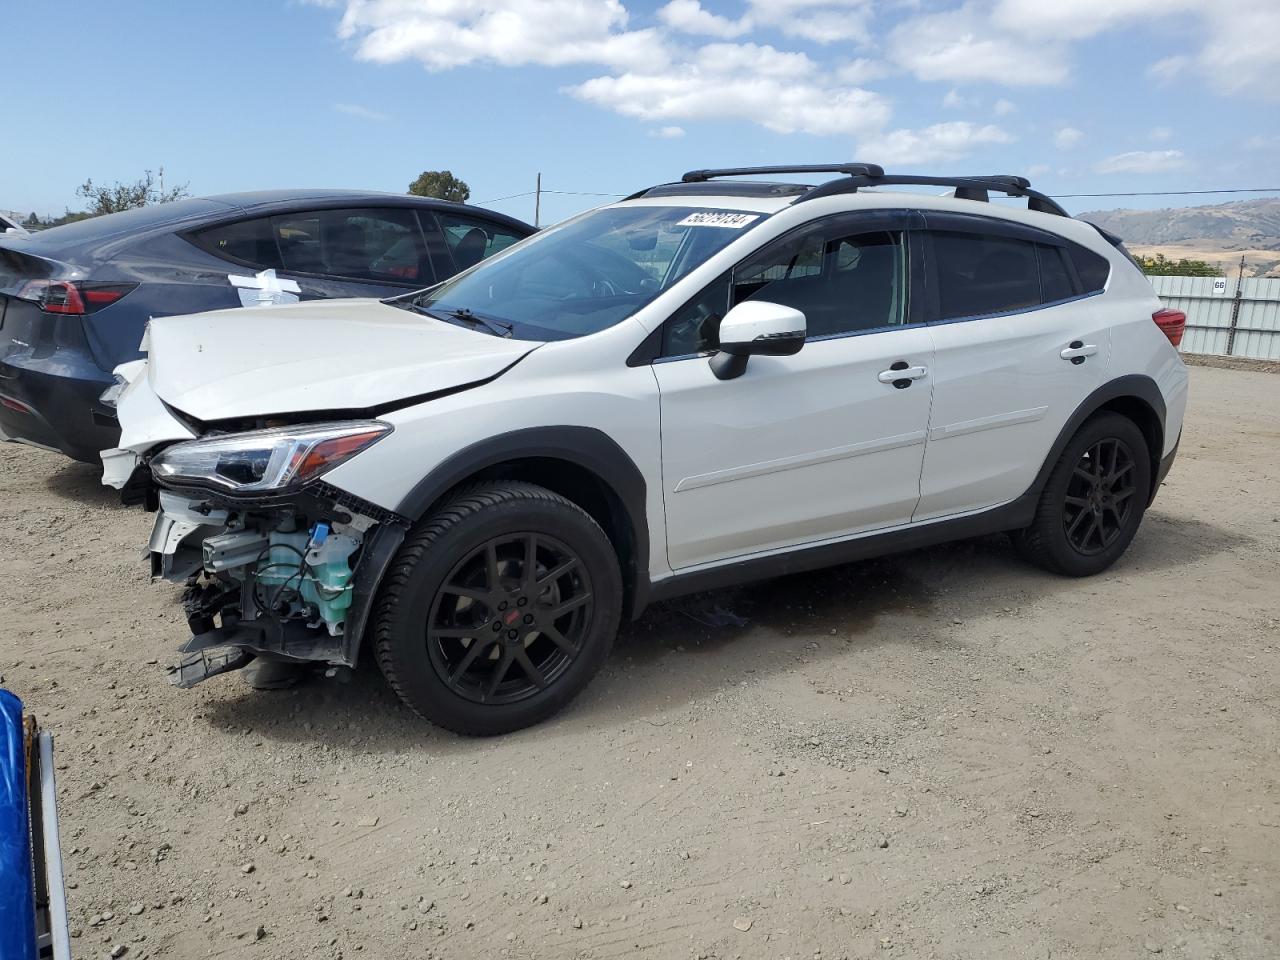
(1079, 198), (1280, 277)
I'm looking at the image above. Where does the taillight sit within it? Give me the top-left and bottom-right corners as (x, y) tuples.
(1152, 308), (1186, 347)
(15, 279), (137, 315)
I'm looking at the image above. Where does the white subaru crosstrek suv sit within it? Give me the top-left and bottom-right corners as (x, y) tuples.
(102, 164), (1188, 735)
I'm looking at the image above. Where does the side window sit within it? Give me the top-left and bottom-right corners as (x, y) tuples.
(1038, 244), (1077, 303)
(930, 231), (1041, 320)
(271, 207), (433, 285)
(731, 227), (906, 339)
(437, 213), (526, 272)
(190, 217), (283, 270)
(1069, 245), (1111, 293)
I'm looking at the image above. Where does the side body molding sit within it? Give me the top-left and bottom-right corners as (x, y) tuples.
(395, 426), (651, 614)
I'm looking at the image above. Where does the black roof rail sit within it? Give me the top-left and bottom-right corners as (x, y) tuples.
(681, 163), (884, 183)
(628, 181), (815, 201)
(799, 173), (1069, 217)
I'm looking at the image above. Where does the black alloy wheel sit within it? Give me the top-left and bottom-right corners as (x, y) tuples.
(1013, 412), (1152, 577)
(1061, 437), (1138, 556)
(427, 533), (593, 705)
(374, 482), (622, 735)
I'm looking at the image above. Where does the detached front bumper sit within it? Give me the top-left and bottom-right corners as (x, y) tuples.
(148, 485), (408, 688)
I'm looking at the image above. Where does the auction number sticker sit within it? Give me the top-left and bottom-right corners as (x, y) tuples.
(676, 211), (760, 228)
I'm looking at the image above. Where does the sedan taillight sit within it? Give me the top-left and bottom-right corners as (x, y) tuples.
(15, 279), (137, 315)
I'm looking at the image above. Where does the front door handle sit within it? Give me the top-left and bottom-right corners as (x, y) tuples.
(878, 361), (929, 388)
(1060, 341), (1098, 365)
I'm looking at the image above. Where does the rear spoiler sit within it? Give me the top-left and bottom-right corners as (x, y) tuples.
(0, 244), (71, 290)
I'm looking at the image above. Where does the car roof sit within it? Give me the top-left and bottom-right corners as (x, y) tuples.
(4, 190), (533, 258)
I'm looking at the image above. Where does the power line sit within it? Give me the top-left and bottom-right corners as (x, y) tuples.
(474, 190), (537, 205)
(1054, 187), (1280, 198)
(475, 187), (626, 206)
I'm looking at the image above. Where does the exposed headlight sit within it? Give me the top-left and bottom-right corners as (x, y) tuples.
(150, 421), (391, 493)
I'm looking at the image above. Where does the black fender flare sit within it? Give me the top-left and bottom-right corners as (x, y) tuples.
(1027, 373), (1167, 504)
(394, 425), (651, 613)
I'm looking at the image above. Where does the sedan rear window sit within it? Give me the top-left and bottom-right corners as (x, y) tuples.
(192, 208), (436, 285)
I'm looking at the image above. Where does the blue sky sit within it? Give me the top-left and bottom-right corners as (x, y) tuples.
(3, 0), (1277, 225)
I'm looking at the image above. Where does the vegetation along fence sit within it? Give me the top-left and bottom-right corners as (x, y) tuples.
(1150, 275), (1280, 361)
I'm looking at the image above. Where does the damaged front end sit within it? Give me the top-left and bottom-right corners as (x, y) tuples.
(126, 419), (407, 688)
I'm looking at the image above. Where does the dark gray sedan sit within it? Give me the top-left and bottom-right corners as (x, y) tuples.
(0, 190), (533, 462)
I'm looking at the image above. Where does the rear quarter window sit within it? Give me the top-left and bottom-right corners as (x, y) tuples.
(1069, 245), (1111, 293)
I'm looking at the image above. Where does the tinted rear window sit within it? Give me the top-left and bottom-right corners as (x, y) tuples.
(931, 231), (1041, 320)
(21, 199), (229, 247)
(1069, 245), (1111, 293)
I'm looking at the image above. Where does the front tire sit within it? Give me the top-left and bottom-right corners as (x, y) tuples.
(1014, 412), (1152, 576)
(374, 482), (622, 735)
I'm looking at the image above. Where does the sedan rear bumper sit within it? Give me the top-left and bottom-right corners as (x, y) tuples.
(0, 359), (119, 463)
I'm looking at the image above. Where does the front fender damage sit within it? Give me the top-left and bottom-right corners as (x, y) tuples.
(150, 482), (407, 688)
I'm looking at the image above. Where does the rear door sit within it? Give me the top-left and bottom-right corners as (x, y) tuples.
(914, 213), (1113, 521)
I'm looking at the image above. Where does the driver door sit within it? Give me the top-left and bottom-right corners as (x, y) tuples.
(652, 212), (936, 570)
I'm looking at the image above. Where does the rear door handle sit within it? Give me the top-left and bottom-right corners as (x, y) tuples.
(1060, 341), (1098, 364)
(879, 362), (929, 388)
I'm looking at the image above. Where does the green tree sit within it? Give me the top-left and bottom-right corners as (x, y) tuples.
(408, 170), (470, 203)
(1135, 252), (1220, 277)
(75, 169), (189, 216)
(24, 212), (40, 227)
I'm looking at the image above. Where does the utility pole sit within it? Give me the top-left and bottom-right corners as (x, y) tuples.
(159, 166), (165, 195)
(534, 172), (542, 228)
(1225, 253), (1246, 357)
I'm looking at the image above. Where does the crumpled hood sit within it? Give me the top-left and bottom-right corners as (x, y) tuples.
(145, 298), (538, 421)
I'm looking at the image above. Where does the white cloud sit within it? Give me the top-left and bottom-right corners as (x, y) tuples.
(751, 0), (875, 45)
(1053, 126), (1083, 149)
(570, 42), (890, 137)
(835, 58), (887, 84)
(333, 102), (390, 122)
(993, 98), (1016, 116)
(650, 125), (686, 138)
(942, 88), (972, 109)
(1148, 126), (1173, 142)
(1148, 55), (1188, 84)
(1196, 3), (1280, 100)
(1026, 163), (1051, 177)
(657, 0), (749, 39)
(859, 121), (1014, 165)
(327, 0), (668, 72)
(1094, 149), (1185, 174)
(659, 0), (873, 45)
(991, 0), (1199, 42)
(887, 4), (1070, 86)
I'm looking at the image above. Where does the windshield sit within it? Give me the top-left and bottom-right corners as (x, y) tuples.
(409, 205), (767, 340)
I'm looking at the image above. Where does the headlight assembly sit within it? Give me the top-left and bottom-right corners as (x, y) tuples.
(150, 421), (391, 493)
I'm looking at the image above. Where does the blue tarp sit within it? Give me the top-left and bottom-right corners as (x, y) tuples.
(0, 689), (37, 960)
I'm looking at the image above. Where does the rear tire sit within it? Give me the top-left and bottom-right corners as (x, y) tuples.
(1014, 413), (1151, 577)
(374, 482), (622, 735)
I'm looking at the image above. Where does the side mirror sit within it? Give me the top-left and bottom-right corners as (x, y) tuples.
(709, 301), (806, 381)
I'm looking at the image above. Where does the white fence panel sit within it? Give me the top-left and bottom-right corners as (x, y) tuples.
(1149, 274), (1280, 361)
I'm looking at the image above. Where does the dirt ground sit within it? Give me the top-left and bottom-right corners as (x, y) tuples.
(3, 363), (1278, 960)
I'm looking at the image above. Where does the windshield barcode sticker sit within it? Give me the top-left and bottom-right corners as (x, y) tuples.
(676, 211), (759, 229)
